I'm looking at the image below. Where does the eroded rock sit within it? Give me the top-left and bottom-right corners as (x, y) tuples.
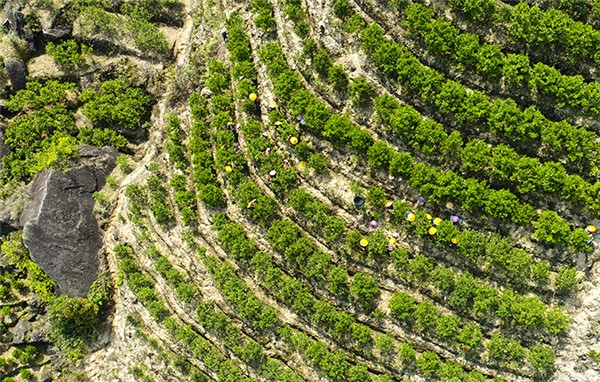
(5, 58), (27, 90)
(0, 127), (9, 159)
(12, 319), (29, 344)
(42, 26), (71, 42)
(19, 145), (118, 297)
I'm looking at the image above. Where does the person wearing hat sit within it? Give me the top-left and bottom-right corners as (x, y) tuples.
(388, 237), (397, 251)
(385, 201), (394, 212)
(359, 238), (369, 251)
(268, 170), (276, 180)
(353, 195), (365, 208)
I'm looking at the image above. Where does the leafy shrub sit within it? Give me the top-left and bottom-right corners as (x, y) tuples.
(350, 272), (379, 309)
(81, 79), (152, 133)
(49, 295), (99, 357)
(46, 39), (92, 67)
(555, 266), (579, 294)
(328, 65), (349, 90)
(350, 77), (373, 106)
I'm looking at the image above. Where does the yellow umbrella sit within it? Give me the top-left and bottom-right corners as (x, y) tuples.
(587, 225), (597, 233)
(385, 201), (394, 208)
(269, 101), (278, 109)
(428, 227), (437, 235)
(289, 136), (299, 145)
(389, 237), (397, 246)
(298, 161), (307, 169)
(451, 237), (459, 244)
(433, 217), (442, 226)
(406, 213), (415, 222)
(225, 165), (233, 173)
(360, 238), (369, 247)
(426, 214), (432, 220)
(249, 93), (257, 101)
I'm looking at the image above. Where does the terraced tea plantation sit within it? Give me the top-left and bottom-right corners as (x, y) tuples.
(3, 0), (600, 381)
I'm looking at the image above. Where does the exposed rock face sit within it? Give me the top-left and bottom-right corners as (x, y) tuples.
(7, 9), (25, 37)
(19, 145), (118, 297)
(0, 127), (9, 158)
(42, 26), (71, 42)
(5, 58), (27, 90)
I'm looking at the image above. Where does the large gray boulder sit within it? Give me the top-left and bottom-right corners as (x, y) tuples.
(5, 58), (27, 90)
(19, 145), (118, 297)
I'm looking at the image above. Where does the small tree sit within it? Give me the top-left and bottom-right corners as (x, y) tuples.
(435, 314), (460, 341)
(531, 261), (551, 285)
(398, 342), (416, 364)
(457, 322), (483, 351)
(389, 291), (417, 321)
(350, 272), (379, 309)
(367, 185), (387, 209)
(328, 65), (349, 90)
(414, 301), (439, 331)
(350, 77), (374, 106)
(375, 333), (396, 358)
(527, 344), (555, 375)
(416, 351), (441, 377)
(49, 295), (99, 356)
(314, 49), (333, 76)
(333, 0), (353, 19)
(555, 266), (579, 294)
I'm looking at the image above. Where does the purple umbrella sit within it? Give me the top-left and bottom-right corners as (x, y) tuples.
(370, 220), (378, 228)
(296, 115), (304, 121)
(450, 215), (459, 223)
(417, 196), (425, 204)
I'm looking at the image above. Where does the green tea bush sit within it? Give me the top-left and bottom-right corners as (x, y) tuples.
(46, 39), (92, 67)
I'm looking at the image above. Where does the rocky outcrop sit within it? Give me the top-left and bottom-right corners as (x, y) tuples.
(5, 58), (27, 90)
(19, 145), (118, 297)
(0, 127), (9, 159)
(5, 9), (25, 37)
(42, 26), (70, 42)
